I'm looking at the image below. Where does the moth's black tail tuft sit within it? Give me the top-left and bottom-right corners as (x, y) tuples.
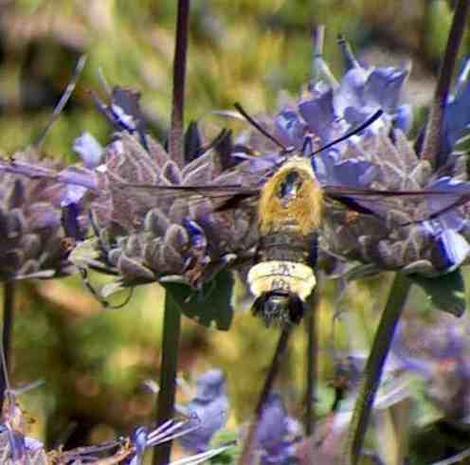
(252, 290), (306, 326)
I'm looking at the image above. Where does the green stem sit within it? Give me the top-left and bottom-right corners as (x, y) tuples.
(0, 282), (15, 409)
(152, 290), (182, 465)
(238, 327), (291, 465)
(304, 288), (320, 435)
(342, 273), (411, 465)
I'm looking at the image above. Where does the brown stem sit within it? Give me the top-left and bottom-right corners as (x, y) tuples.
(420, 0), (469, 167)
(238, 327), (292, 465)
(152, 0), (190, 463)
(0, 282), (15, 409)
(169, 0), (190, 168)
(304, 287), (320, 435)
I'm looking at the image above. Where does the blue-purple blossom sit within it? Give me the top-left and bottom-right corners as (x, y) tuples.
(272, 44), (411, 159)
(332, 65), (410, 133)
(73, 132), (104, 169)
(178, 370), (229, 453)
(391, 314), (470, 421)
(255, 393), (301, 465)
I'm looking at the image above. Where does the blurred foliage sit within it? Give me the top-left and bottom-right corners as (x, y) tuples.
(0, 0), (468, 461)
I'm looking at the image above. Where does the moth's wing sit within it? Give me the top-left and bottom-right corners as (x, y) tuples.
(323, 185), (470, 225)
(109, 181), (260, 212)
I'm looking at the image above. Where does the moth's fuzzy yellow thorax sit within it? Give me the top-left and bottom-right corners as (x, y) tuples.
(258, 156), (324, 236)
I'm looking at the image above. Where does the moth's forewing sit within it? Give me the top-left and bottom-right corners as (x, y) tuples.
(323, 186), (470, 225)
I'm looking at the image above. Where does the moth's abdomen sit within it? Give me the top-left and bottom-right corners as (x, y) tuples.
(247, 260), (316, 301)
(247, 232), (317, 326)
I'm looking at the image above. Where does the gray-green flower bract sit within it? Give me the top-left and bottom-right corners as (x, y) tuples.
(0, 150), (89, 281)
(80, 128), (260, 291)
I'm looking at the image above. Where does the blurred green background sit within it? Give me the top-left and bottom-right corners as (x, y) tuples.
(1, 0), (469, 458)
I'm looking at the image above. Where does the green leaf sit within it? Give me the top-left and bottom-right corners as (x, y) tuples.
(163, 270), (234, 330)
(209, 430), (239, 465)
(409, 269), (467, 317)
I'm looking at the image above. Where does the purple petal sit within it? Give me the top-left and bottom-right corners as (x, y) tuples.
(426, 177), (470, 231)
(364, 67), (408, 111)
(313, 152), (379, 188)
(61, 184), (88, 206)
(432, 229), (470, 272)
(184, 219), (207, 251)
(275, 109), (306, 147)
(299, 89), (341, 143)
(179, 370), (229, 454)
(334, 68), (369, 114)
(73, 132), (104, 169)
(61, 202), (84, 240)
(394, 104), (413, 134)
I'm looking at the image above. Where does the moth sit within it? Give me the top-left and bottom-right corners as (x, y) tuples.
(100, 101), (469, 326)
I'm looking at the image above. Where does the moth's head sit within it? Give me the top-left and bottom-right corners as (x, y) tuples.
(275, 156), (317, 205)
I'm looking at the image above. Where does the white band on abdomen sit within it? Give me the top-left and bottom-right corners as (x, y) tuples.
(247, 260), (316, 300)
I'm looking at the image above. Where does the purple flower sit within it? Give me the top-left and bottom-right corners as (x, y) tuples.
(270, 43), (411, 162)
(333, 65), (410, 132)
(73, 132), (104, 169)
(255, 393), (301, 465)
(391, 314), (470, 421)
(178, 370), (229, 453)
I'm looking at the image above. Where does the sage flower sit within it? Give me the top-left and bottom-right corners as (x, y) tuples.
(178, 369), (229, 453)
(0, 151), (90, 281)
(237, 50), (470, 279)
(255, 393), (301, 465)
(392, 313), (470, 421)
(70, 87), (262, 295)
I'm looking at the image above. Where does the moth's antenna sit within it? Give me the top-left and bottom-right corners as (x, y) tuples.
(33, 54), (88, 151)
(310, 109), (383, 156)
(233, 102), (291, 153)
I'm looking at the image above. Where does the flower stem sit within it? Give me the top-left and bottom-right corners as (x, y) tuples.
(169, 0), (190, 169)
(238, 327), (292, 465)
(153, 1), (189, 461)
(152, 290), (182, 465)
(0, 282), (15, 409)
(341, 273), (411, 465)
(420, 0), (469, 167)
(304, 287), (320, 435)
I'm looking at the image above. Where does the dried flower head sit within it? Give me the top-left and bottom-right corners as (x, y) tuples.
(84, 128), (260, 289)
(0, 150), (91, 281)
